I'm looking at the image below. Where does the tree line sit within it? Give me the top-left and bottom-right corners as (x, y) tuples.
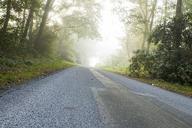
(130, 0), (192, 85)
(112, 0), (192, 85)
(0, 0), (99, 61)
(0, 0), (54, 55)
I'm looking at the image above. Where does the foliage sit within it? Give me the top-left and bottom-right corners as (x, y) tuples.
(0, 0), (100, 89)
(129, 50), (156, 78)
(34, 27), (58, 56)
(0, 32), (20, 55)
(0, 0), (100, 60)
(130, 13), (192, 85)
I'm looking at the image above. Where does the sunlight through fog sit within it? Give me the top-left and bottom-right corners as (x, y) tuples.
(87, 0), (125, 66)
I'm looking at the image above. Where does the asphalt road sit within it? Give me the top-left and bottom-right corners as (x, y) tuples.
(0, 67), (192, 128)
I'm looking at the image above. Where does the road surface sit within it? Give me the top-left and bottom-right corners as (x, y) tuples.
(0, 67), (192, 128)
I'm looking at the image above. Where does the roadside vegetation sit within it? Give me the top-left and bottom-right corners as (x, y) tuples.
(0, 57), (74, 89)
(99, 0), (192, 97)
(0, 0), (100, 89)
(102, 66), (192, 97)
(127, 0), (192, 96)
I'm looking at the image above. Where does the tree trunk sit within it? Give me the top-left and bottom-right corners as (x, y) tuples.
(2, 0), (11, 33)
(176, 0), (183, 18)
(149, 0), (157, 33)
(35, 0), (54, 47)
(147, 0), (157, 52)
(141, 0), (148, 50)
(175, 0), (183, 48)
(141, 23), (148, 50)
(29, 14), (34, 40)
(21, 1), (27, 35)
(162, 0), (168, 43)
(21, 0), (35, 43)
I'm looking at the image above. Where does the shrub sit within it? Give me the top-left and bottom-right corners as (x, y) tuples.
(129, 50), (156, 78)
(130, 13), (192, 85)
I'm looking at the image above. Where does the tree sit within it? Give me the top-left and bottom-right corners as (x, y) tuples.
(35, 0), (54, 48)
(162, 0), (168, 43)
(130, 0), (192, 84)
(174, 0), (183, 48)
(0, 0), (100, 60)
(147, 0), (157, 51)
(55, 0), (100, 61)
(2, 0), (11, 33)
(115, 0), (158, 51)
(21, 0), (36, 43)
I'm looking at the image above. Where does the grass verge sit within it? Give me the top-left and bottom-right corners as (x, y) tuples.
(0, 57), (75, 90)
(102, 67), (192, 97)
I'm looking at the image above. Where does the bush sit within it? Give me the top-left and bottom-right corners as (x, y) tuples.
(129, 50), (156, 78)
(0, 32), (20, 55)
(130, 13), (192, 85)
(34, 28), (57, 56)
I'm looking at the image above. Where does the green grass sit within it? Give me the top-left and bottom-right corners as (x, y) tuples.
(0, 57), (75, 89)
(132, 78), (192, 97)
(102, 66), (192, 97)
(101, 66), (128, 75)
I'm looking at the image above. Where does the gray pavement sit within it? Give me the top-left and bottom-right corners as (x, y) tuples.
(0, 67), (192, 128)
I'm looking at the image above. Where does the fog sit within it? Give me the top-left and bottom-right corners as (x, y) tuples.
(46, 0), (179, 67)
(73, 0), (126, 67)
(1, 0), (191, 96)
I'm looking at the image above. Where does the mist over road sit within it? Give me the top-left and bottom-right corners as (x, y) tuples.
(0, 67), (192, 128)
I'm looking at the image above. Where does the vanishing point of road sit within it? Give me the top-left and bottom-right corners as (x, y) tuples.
(0, 67), (192, 128)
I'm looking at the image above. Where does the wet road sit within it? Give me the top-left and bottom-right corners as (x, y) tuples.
(0, 67), (192, 128)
